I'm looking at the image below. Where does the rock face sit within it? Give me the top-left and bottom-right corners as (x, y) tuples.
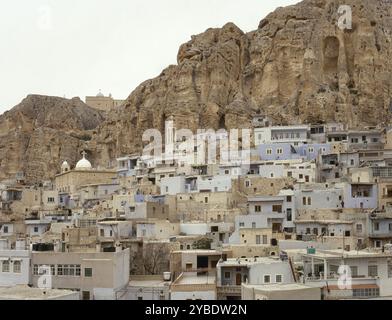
(0, 95), (105, 182)
(1, 0), (392, 182)
(88, 0), (392, 167)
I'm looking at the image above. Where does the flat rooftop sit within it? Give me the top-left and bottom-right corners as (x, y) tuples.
(129, 276), (170, 287)
(219, 257), (285, 267)
(0, 286), (77, 300)
(302, 249), (392, 259)
(243, 283), (314, 292)
(175, 273), (216, 285)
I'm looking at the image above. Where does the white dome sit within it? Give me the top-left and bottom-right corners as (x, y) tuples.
(96, 90), (104, 97)
(75, 152), (92, 170)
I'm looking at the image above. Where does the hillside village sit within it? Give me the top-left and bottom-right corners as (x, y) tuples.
(2, 110), (392, 300)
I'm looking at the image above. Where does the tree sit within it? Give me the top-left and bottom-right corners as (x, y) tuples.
(142, 242), (170, 275)
(192, 237), (213, 250)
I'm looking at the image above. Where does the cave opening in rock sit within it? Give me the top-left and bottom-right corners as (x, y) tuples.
(323, 36), (340, 74)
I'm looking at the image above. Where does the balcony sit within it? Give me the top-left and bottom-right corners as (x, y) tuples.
(304, 274), (378, 287)
(217, 285), (241, 295)
(368, 232), (392, 239)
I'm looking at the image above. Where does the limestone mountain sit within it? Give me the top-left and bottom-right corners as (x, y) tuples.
(1, 0), (392, 182)
(0, 95), (105, 182)
(87, 0), (392, 168)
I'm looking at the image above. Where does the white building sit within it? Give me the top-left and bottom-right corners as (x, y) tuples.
(254, 125), (309, 146)
(301, 248), (392, 299)
(0, 239), (30, 287)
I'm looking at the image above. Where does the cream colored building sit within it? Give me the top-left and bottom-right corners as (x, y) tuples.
(31, 248), (130, 300)
(85, 91), (124, 112)
(136, 220), (180, 240)
(55, 153), (116, 200)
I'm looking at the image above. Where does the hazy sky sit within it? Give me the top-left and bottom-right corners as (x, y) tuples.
(0, 0), (299, 113)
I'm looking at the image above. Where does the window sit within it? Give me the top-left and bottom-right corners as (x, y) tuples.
(350, 266), (358, 278)
(287, 208), (292, 222)
(255, 205), (261, 213)
(245, 180), (251, 187)
(13, 261), (21, 273)
(303, 197), (307, 205)
(239, 222), (245, 227)
(57, 264), (63, 276)
(264, 275), (271, 283)
(374, 222), (380, 231)
(388, 261), (392, 278)
(3, 226), (9, 234)
(389, 224), (392, 232)
(266, 149), (272, 155)
(262, 235), (268, 244)
(275, 275), (283, 283)
(286, 196), (292, 203)
(57, 265), (81, 277)
(47, 197), (55, 203)
(84, 268), (93, 277)
(252, 222), (256, 229)
(256, 235), (261, 245)
(353, 288), (379, 298)
(307, 197), (312, 206)
(224, 170), (230, 175)
(224, 272), (231, 279)
(272, 205), (282, 213)
(356, 224), (363, 233)
(277, 148), (283, 155)
(368, 265), (378, 277)
(2, 261), (10, 273)
(287, 171), (293, 178)
(33, 226), (39, 233)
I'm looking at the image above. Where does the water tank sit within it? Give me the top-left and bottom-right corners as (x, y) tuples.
(163, 272), (171, 281)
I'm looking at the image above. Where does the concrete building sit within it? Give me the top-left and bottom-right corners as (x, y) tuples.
(85, 91), (124, 112)
(0, 239), (30, 287)
(170, 272), (216, 300)
(301, 248), (392, 299)
(0, 285), (79, 300)
(216, 256), (296, 300)
(136, 220), (180, 240)
(241, 283), (320, 300)
(55, 152), (116, 205)
(31, 248), (130, 300)
(254, 125), (309, 146)
(121, 275), (171, 300)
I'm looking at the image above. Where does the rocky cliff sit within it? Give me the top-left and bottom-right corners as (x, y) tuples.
(88, 0), (392, 167)
(1, 0), (392, 182)
(0, 95), (105, 182)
